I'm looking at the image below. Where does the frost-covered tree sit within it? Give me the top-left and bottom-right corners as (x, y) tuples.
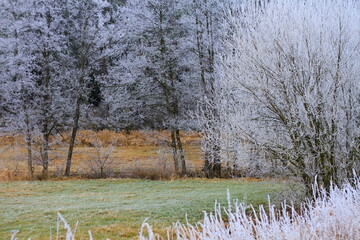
(0, 0), (118, 177)
(0, 0), (37, 177)
(0, 0), (70, 178)
(108, 0), (198, 176)
(63, 0), (119, 176)
(181, 0), (227, 178)
(219, 0), (360, 194)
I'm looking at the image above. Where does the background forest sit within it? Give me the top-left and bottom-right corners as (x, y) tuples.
(0, 0), (359, 196)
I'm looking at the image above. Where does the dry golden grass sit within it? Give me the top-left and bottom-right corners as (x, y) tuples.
(0, 130), (203, 180)
(0, 130), (201, 147)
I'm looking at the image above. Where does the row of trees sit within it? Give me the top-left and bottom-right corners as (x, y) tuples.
(1, 0), (359, 195)
(0, 0), (225, 179)
(0, 0), (121, 178)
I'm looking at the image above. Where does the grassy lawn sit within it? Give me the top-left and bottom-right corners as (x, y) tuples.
(0, 178), (293, 239)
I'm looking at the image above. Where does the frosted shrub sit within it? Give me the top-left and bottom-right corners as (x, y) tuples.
(217, 0), (360, 193)
(140, 178), (360, 240)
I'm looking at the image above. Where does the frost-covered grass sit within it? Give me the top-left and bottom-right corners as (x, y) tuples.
(141, 179), (360, 240)
(7, 179), (358, 240)
(0, 178), (291, 239)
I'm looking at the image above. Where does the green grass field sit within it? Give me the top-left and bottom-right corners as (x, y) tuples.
(0, 179), (294, 239)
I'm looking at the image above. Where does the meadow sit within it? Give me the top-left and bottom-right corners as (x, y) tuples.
(0, 130), (300, 239)
(0, 178), (293, 239)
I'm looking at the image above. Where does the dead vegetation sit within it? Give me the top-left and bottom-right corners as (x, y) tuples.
(0, 130), (203, 181)
(0, 130), (201, 147)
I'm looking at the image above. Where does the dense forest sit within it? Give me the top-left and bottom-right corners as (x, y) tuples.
(1, 0), (359, 196)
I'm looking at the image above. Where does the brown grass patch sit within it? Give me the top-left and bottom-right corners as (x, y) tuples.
(73, 130), (201, 147)
(0, 130), (204, 181)
(0, 130), (202, 147)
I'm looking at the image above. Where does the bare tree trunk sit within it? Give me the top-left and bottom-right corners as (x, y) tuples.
(175, 129), (186, 176)
(41, 61), (51, 179)
(224, 133), (232, 177)
(23, 106), (34, 179)
(64, 40), (85, 177)
(171, 129), (179, 174)
(302, 171), (313, 198)
(203, 132), (221, 178)
(65, 96), (81, 176)
(212, 140), (221, 177)
(233, 138), (241, 177)
(42, 132), (50, 178)
(194, 2), (222, 178)
(25, 122), (33, 179)
(204, 159), (210, 177)
(204, 155), (221, 178)
(345, 87), (356, 180)
(233, 150), (239, 177)
(25, 134), (33, 179)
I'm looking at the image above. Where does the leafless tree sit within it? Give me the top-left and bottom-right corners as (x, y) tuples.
(219, 0), (360, 195)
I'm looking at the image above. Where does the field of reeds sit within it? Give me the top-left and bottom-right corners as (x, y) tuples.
(0, 130), (203, 180)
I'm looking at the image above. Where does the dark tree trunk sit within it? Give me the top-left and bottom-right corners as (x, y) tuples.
(41, 87), (50, 179)
(302, 172), (314, 198)
(176, 129), (186, 176)
(171, 129), (179, 174)
(194, 3), (222, 178)
(42, 131), (50, 178)
(25, 130), (33, 179)
(24, 111), (34, 179)
(211, 143), (222, 177)
(65, 96), (81, 176)
(203, 134), (221, 178)
(204, 157), (221, 178)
